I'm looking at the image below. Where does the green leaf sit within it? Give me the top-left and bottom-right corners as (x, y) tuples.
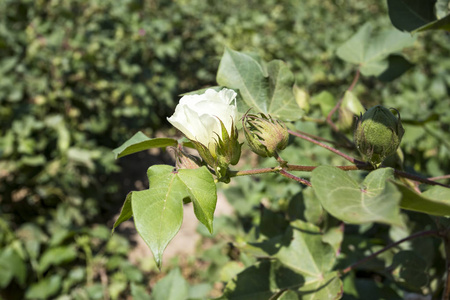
(219, 260), (276, 300)
(297, 272), (343, 300)
(177, 167), (217, 233)
(336, 23), (415, 77)
(152, 268), (189, 300)
(130, 283), (151, 300)
(112, 192), (133, 232)
(38, 245), (78, 274)
(387, 0), (437, 31)
(309, 91), (336, 117)
(311, 166), (403, 225)
(377, 54), (414, 82)
(219, 260), (342, 300)
(275, 221), (336, 279)
(132, 165), (187, 269)
(266, 60), (305, 121)
(25, 274), (62, 299)
(389, 250), (428, 290)
(217, 48), (304, 121)
(394, 184), (450, 216)
(0, 247), (26, 288)
(113, 131), (177, 159)
(415, 13), (450, 32)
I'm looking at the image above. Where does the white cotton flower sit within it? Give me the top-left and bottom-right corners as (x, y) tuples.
(167, 88), (238, 150)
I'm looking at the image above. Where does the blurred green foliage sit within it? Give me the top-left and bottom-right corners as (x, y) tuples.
(1, 0), (449, 298)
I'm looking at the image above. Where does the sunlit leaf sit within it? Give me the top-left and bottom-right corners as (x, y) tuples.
(311, 166), (403, 225)
(336, 23), (415, 77)
(132, 165), (187, 269)
(217, 48), (304, 121)
(177, 167), (217, 233)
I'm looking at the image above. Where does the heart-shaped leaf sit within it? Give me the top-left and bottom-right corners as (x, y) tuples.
(275, 220), (336, 279)
(336, 23), (415, 78)
(312, 166), (403, 225)
(217, 48), (304, 121)
(132, 165), (187, 268)
(131, 165), (218, 268)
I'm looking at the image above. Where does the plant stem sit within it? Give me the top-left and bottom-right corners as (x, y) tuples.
(393, 169), (450, 188)
(279, 169), (312, 187)
(288, 129), (368, 167)
(340, 229), (439, 275)
(429, 174), (450, 181)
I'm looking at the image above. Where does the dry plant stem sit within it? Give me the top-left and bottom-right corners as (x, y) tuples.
(279, 169), (312, 187)
(393, 169), (450, 188)
(326, 68), (361, 132)
(231, 167), (282, 177)
(288, 129), (367, 166)
(340, 229), (439, 275)
(429, 174), (450, 181)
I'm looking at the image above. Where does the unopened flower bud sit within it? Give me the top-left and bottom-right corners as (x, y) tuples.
(243, 112), (289, 157)
(354, 105), (404, 166)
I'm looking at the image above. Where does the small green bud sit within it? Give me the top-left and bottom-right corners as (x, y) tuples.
(243, 112), (289, 157)
(354, 105), (404, 166)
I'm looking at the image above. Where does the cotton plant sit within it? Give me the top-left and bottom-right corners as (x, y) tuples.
(112, 48), (450, 299)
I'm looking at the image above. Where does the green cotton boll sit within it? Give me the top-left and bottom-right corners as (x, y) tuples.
(354, 105), (405, 167)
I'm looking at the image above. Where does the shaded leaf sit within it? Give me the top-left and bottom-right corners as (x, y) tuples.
(178, 167), (217, 233)
(112, 192), (132, 232)
(219, 260), (275, 300)
(130, 283), (151, 300)
(394, 183), (450, 216)
(387, 0), (437, 31)
(336, 23), (415, 77)
(25, 274), (62, 299)
(389, 250), (428, 290)
(0, 247), (26, 288)
(113, 131), (177, 159)
(415, 13), (450, 32)
(38, 245), (78, 274)
(275, 221), (336, 279)
(311, 166), (403, 225)
(219, 260), (342, 300)
(152, 268), (189, 300)
(377, 54), (414, 82)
